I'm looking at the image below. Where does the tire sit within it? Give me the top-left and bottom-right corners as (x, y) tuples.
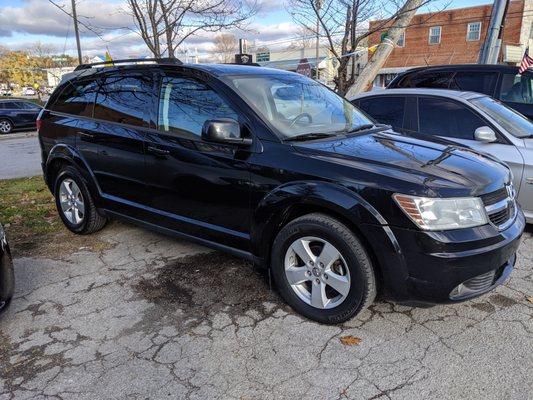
(0, 119), (13, 134)
(271, 213), (376, 324)
(0, 249), (14, 314)
(54, 166), (107, 234)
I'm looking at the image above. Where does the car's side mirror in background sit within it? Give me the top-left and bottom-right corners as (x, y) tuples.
(202, 119), (252, 146)
(474, 126), (498, 143)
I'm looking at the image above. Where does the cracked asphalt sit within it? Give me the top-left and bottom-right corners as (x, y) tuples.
(0, 222), (532, 400)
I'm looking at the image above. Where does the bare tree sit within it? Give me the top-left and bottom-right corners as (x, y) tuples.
(125, 0), (258, 58)
(289, 0), (434, 95)
(28, 41), (57, 59)
(213, 33), (238, 63)
(285, 27), (314, 50)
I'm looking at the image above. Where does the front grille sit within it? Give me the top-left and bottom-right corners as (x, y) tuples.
(480, 185), (516, 230)
(480, 187), (507, 206)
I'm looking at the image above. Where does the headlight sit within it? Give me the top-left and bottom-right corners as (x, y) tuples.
(393, 194), (488, 231)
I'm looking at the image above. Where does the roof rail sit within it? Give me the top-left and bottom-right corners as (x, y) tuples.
(74, 57), (183, 71)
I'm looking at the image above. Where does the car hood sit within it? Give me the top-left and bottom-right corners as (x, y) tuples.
(293, 129), (511, 196)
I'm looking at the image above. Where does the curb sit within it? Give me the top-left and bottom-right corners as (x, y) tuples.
(0, 130), (38, 141)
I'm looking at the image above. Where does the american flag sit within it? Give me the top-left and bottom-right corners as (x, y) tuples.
(519, 47), (533, 74)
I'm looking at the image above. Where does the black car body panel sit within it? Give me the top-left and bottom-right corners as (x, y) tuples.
(0, 100), (41, 131)
(38, 63), (525, 305)
(388, 64), (533, 120)
(0, 224), (14, 312)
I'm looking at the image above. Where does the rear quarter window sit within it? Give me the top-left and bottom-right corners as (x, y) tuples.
(49, 79), (99, 117)
(357, 96), (406, 130)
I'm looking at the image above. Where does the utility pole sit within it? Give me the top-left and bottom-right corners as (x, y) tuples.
(478, 0), (509, 64)
(71, 0), (83, 65)
(315, 0), (322, 80)
(345, 0), (423, 97)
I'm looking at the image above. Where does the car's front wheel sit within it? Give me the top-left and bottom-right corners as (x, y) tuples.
(0, 119), (13, 134)
(271, 213), (376, 324)
(54, 166), (107, 234)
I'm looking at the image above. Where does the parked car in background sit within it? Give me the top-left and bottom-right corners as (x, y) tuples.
(21, 87), (37, 96)
(0, 88), (13, 97)
(0, 223), (14, 313)
(0, 99), (42, 134)
(351, 88), (533, 223)
(38, 60), (524, 323)
(387, 65), (533, 120)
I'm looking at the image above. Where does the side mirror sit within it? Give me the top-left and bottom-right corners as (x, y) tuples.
(474, 126), (497, 143)
(201, 119), (252, 146)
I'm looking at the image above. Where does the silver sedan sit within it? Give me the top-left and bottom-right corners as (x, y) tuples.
(351, 88), (533, 223)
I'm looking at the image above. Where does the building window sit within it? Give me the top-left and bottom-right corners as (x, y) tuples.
(397, 32), (405, 47)
(429, 26), (441, 44)
(467, 22), (481, 41)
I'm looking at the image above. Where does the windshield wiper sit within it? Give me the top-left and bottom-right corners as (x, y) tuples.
(284, 132), (337, 142)
(347, 124), (376, 134)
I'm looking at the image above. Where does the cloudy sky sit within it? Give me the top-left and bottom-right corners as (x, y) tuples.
(0, 0), (490, 60)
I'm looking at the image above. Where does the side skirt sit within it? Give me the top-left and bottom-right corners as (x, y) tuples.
(103, 209), (263, 265)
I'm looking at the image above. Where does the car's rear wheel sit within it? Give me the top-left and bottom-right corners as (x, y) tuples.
(0, 119), (13, 134)
(54, 166), (107, 234)
(271, 213), (376, 324)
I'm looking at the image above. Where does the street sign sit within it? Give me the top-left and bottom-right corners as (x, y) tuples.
(256, 52), (270, 62)
(235, 54), (253, 64)
(296, 58), (312, 77)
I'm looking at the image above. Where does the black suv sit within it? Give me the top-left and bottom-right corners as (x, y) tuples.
(38, 59), (525, 323)
(388, 64), (533, 120)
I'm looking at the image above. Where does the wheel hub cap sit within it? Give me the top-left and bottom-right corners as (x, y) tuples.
(284, 236), (351, 310)
(59, 178), (85, 225)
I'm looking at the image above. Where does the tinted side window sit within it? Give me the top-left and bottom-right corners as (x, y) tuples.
(451, 72), (497, 95)
(418, 97), (486, 140)
(94, 75), (153, 127)
(358, 96), (405, 130)
(499, 73), (533, 104)
(50, 80), (98, 116)
(17, 102), (38, 110)
(1, 102), (21, 109)
(158, 76), (238, 139)
(401, 72), (453, 88)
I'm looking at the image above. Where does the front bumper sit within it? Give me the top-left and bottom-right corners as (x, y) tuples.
(362, 209), (525, 305)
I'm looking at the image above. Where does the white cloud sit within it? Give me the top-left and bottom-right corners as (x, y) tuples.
(0, 0), (304, 60)
(0, 0), (131, 38)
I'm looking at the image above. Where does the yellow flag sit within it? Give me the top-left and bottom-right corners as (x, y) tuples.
(104, 51), (113, 66)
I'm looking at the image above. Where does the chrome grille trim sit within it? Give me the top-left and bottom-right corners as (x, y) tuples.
(481, 184), (517, 231)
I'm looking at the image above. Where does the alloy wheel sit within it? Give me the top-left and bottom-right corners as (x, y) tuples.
(0, 120), (12, 134)
(59, 178), (85, 225)
(284, 236), (351, 309)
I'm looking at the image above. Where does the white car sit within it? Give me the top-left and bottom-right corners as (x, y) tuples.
(21, 87), (37, 96)
(351, 88), (533, 223)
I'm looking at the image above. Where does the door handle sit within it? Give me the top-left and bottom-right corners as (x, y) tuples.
(526, 178), (533, 185)
(147, 145), (170, 156)
(78, 131), (96, 140)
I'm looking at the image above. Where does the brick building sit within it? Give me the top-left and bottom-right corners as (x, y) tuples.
(369, 0), (533, 87)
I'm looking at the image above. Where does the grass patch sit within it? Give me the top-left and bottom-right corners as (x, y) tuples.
(0, 176), (113, 258)
(0, 176), (58, 243)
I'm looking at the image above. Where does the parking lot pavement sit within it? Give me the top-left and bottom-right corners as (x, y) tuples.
(0, 131), (41, 179)
(0, 222), (531, 400)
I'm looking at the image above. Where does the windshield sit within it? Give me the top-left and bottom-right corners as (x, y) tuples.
(470, 96), (533, 138)
(224, 74), (374, 139)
